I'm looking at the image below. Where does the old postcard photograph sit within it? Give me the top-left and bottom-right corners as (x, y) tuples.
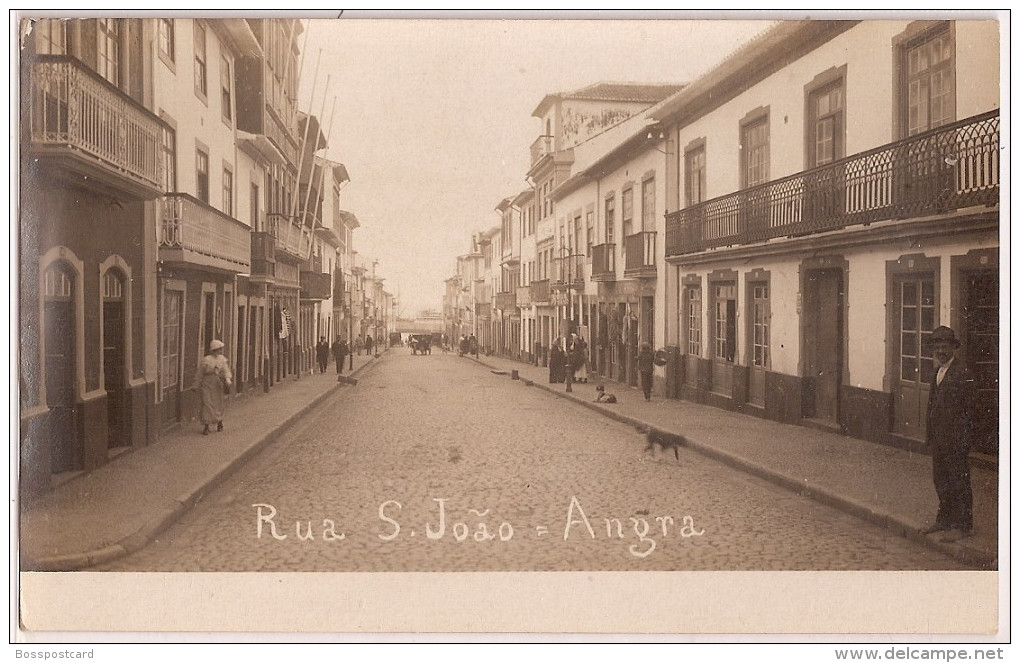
(12, 10), (1007, 644)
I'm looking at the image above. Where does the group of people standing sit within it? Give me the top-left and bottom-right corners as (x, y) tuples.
(549, 335), (656, 400)
(458, 334), (478, 358)
(548, 333), (589, 392)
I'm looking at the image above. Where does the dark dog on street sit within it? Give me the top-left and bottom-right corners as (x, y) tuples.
(644, 427), (687, 461)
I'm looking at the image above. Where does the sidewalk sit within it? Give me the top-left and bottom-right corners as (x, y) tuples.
(19, 352), (383, 571)
(19, 349), (998, 571)
(469, 353), (999, 569)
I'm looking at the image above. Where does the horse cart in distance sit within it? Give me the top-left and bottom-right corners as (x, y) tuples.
(409, 334), (432, 355)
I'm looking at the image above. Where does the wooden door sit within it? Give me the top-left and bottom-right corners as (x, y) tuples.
(892, 276), (934, 438)
(804, 270), (843, 423)
(964, 270), (998, 456)
(44, 264), (78, 472)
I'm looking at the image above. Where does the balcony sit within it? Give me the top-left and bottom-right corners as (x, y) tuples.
(591, 244), (616, 281)
(554, 254), (585, 289)
(266, 213), (312, 262)
(624, 231), (657, 279)
(160, 194), (251, 273)
(25, 55), (166, 199)
(250, 231), (276, 282)
(300, 271), (332, 300)
(665, 111), (999, 257)
(516, 285), (532, 307)
(530, 279), (550, 304)
(494, 290), (517, 311)
(530, 134), (554, 167)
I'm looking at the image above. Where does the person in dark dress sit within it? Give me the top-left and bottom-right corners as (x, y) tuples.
(637, 342), (655, 401)
(920, 326), (975, 542)
(331, 336), (348, 375)
(549, 337), (565, 384)
(315, 336), (330, 373)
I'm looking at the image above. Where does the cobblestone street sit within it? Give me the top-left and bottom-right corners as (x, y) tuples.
(99, 352), (967, 572)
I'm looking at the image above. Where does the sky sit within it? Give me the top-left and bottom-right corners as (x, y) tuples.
(298, 16), (776, 317)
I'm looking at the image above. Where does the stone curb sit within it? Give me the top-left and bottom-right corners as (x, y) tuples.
(24, 356), (381, 572)
(473, 356), (996, 570)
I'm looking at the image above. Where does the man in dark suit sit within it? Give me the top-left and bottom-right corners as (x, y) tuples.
(921, 326), (975, 543)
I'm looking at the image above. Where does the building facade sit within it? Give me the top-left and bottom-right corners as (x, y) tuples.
(653, 19), (999, 456)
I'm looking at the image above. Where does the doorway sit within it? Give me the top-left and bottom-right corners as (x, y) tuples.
(44, 263), (78, 473)
(103, 270), (128, 448)
(803, 269), (844, 425)
(963, 269), (998, 456)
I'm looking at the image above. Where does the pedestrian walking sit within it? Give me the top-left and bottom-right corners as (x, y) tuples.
(366, 334), (374, 355)
(194, 339), (233, 436)
(355, 335), (364, 356)
(565, 334), (584, 393)
(459, 335), (468, 357)
(920, 326), (975, 542)
(637, 342), (654, 401)
(331, 336), (348, 375)
(469, 334), (478, 358)
(315, 336), (330, 374)
(549, 337), (565, 384)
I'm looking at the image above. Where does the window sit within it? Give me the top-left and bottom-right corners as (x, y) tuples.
(35, 18), (66, 54)
(97, 19), (119, 86)
(622, 187), (633, 237)
(161, 126), (177, 192)
(220, 55), (232, 122)
(714, 284), (736, 363)
(196, 149), (209, 202)
(158, 18), (175, 63)
(809, 81), (844, 166)
(642, 177), (655, 231)
(741, 116), (769, 188)
(194, 22), (207, 97)
(904, 26), (954, 136)
(605, 195), (615, 244)
(573, 213), (582, 257)
(685, 144), (706, 206)
(222, 167), (234, 216)
(586, 210), (594, 258)
(250, 182), (260, 230)
(686, 286), (702, 355)
(752, 284), (769, 367)
(899, 278), (936, 384)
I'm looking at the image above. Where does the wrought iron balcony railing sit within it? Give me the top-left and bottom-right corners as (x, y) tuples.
(624, 231), (657, 278)
(591, 243), (616, 281)
(160, 194), (251, 272)
(25, 55), (166, 199)
(665, 111), (999, 257)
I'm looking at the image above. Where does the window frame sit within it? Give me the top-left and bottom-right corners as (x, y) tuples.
(804, 66), (847, 169)
(684, 138), (707, 207)
(195, 147), (210, 203)
(739, 108), (770, 189)
(193, 21), (208, 100)
(158, 18), (175, 69)
(220, 53), (233, 124)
